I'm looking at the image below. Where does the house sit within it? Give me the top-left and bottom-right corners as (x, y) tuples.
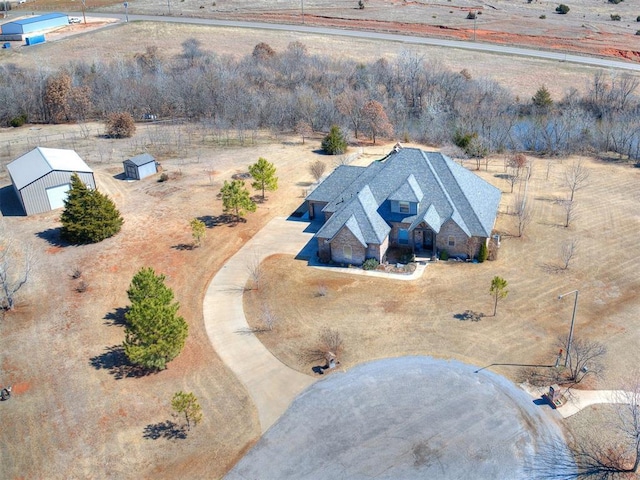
(6, 147), (95, 215)
(123, 153), (157, 180)
(305, 146), (501, 265)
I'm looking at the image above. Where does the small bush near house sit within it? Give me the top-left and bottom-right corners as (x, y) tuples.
(610, 14), (621, 20)
(478, 242), (488, 262)
(556, 4), (570, 14)
(362, 258), (379, 271)
(439, 250), (449, 261)
(158, 172), (169, 182)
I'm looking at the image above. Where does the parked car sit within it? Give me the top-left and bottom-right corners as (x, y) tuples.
(141, 114), (157, 121)
(68, 16), (81, 23)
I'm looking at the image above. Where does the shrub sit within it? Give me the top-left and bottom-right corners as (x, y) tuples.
(540, 14), (546, 19)
(439, 250), (449, 261)
(610, 14), (621, 20)
(362, 258), (379, 271)
(9, 114), (27, 127)
(105, 112), (136, 138)
(608, 0), (622, 4)
(637, 15), (640, 21)
(637, 30), (640, 35)
(358, 0), (365, 9)
(158, 172), (169, 182)
(556, 4), (570, 14)
(466, 11), (477, 19)
(399, 250), (415, 264)
(478, 242), (488, 262)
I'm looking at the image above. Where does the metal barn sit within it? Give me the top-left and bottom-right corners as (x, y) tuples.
(0, 13), (68, 35)
(6, 147), (95, 216)
(123, 153), (157, 180)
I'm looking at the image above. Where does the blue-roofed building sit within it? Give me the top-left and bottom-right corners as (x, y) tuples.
(0, 13), (68, 36)
(305, 146), (501, 265)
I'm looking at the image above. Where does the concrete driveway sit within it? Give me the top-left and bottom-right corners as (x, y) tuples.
(226, 357), (575, 480)
(203, 216), (318, 432)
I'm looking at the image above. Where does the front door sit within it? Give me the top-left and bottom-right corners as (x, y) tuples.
(422, 229), (434, 249)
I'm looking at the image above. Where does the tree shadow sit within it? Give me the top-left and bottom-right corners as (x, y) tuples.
(196, 214), (244, 228)
(35, 228), (68, 247)
(143, 420), (187, 440)
(104, 307), (128, 327)
(541, 263), (566, 274)
(250, 195), (266, 204)
(453, 310), (484, 321)
(171, 243), (194, 251)
(89, 345), (154, 380)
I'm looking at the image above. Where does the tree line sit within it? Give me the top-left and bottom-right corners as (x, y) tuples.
(1, 40), (639, 159)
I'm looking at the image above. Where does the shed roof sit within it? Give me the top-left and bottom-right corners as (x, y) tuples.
(4, 13), (68, 26)
(125, 153), (156, 167)
(7, 147), (93, 190)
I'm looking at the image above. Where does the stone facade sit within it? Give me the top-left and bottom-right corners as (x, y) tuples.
(328, 227), (367, 265)
(436, 220), (477, 258)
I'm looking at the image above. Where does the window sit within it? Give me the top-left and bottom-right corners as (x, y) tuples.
(343, 245), (352, 260)
(398, 229), (409, 245)
(448, 236), (456, 247)
(399, 201), (410, 214)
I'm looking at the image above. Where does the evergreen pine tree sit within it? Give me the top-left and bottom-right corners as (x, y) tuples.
(60, 173), (123, 244)
(220, 180), (257, 222)
(249, 157), (278, 200)
(123, 268), (188, 370)
(321, 125), (348, 155)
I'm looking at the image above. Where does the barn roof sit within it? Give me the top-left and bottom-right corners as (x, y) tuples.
(4, 13), (68, 26)
(7, 147), (93, 190)
(125, 153), (156, 167)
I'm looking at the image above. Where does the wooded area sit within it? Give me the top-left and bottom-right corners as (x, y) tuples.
(1, 40), (639, 160)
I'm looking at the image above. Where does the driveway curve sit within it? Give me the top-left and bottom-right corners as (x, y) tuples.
(203, 217), (317, 432)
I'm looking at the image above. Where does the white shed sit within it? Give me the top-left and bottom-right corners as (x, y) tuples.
(6, 147), (95, 216)
(123, 153), (157, 180)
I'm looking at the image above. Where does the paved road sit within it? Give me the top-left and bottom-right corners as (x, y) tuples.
(82, 13), (640, 72)
(227, 357), (575, 480)
(202, 217), (316, 433)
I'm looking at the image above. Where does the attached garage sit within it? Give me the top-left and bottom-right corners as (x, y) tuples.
(6, 147), (95, 216)
(123, 153), (157, 180)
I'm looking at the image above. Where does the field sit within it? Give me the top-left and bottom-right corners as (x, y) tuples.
(1, 6), (640, 479)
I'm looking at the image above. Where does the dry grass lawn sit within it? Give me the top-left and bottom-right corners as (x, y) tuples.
(245, 154), (640, 390)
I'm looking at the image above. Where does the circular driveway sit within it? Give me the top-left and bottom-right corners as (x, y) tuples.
(226, 357), (574, 479)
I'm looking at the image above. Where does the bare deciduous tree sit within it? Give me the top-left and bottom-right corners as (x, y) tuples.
(246, 253), (263, 291)
(560, 238), (578, 270)
(261, 304), (278, 332)
(506, 164), (521, 194)
(513, 194), (533, 237)
(300, 327), (343, 365)
(309, 160), (327, 182)
(564, 159), (590, 202)
(0, 238), (33, 310)
(559, 198), (577, 228)
(557, 335), (607, 384)
(615, 379), (640, 473)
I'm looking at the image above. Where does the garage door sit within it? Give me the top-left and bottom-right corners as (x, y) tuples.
(46, 183), (71, 210)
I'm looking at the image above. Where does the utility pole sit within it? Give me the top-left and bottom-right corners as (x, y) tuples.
(558, 290), (579, 368)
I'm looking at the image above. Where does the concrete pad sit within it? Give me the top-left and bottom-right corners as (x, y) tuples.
(227, 357), (575, 480)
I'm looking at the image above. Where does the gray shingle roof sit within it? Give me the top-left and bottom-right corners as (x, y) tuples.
(317, 185), (390, 245)
(307, 147), (501, 244)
